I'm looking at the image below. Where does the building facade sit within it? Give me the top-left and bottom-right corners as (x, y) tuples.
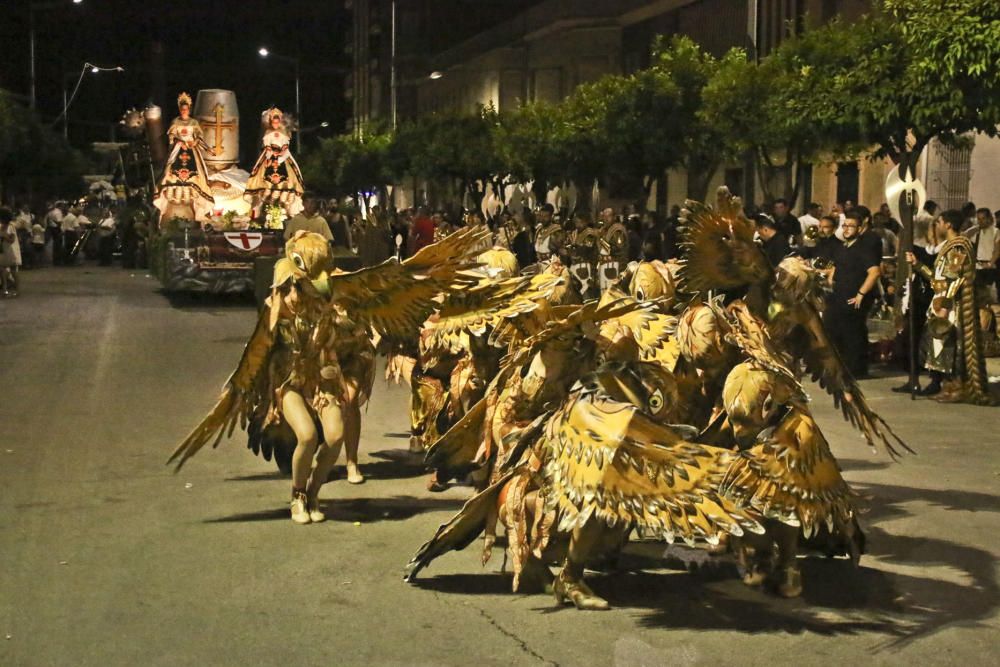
(345, 0), (996, 214)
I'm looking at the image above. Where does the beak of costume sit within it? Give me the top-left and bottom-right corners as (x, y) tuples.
(311, 270), (331, 297)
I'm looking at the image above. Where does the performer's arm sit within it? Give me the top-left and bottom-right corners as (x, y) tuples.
(906, 251), (934, 281)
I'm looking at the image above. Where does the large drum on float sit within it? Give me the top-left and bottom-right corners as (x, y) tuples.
(193, 89), (239, 173)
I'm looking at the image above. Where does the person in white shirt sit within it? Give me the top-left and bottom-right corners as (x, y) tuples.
(31, 221), (46, 265)
(97, 211), (117, 266)
(965, 207), (1000, 303)
(798, 202), (822, 247)
(61, 207), (81, 265)
(45, 204), (64, 265)
(913, 200), (938, 249)
(14, 206), (33, 267)
(0, 207), (19, 296)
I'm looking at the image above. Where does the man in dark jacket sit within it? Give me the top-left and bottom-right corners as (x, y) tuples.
(756, 215), (791, 269)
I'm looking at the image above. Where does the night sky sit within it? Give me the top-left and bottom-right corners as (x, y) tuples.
(4, 0), (351, 168)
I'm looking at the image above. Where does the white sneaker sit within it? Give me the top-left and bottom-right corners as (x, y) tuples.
(290, 491), (311, 524)
(307, 495), (326, 523)
(346, 462), (365, 485)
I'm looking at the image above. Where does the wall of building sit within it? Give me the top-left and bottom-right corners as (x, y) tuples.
(969, 133), (1000, 214)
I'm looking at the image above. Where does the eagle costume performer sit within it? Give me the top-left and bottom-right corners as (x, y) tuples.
(405, 189), (908, 609)
(169, 226), (490, 523)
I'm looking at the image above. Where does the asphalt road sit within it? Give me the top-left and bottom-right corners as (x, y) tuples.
(1, 266), (999, 667)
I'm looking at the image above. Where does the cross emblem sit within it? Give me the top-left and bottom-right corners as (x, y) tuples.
(206, 103), (238, 156)
(224, 231), (263, 251)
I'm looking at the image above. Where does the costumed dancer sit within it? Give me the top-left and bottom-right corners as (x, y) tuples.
(907, 209), (994, 404)
(407, 189), (908, 609)
(597, 208), (628, 293)
(565, 211), (600, 299)
(533, 204), (563, 263)
(169, 226), (490, 524)
(153, 92), (214, 222)
(245, 107), (305, 219)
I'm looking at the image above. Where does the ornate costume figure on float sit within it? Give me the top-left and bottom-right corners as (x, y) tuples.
(153, 92), (214, 221)
(908, 209), (994, 404)
(244, 107), (305, 219)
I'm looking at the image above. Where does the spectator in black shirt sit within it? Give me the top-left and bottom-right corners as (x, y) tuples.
(772, 198), (802, 246)
(802, 215), (842, 266)
(756, 215), (791, 269)
(662, 205), (681, 259)
(827, 208), (882, 378)
(639, 210), (667, 261)
(850, 205), (885, 265)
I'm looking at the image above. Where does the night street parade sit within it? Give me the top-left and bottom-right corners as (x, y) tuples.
(1, 1), (999, 665)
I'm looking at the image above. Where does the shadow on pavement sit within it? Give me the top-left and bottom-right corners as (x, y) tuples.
(204, 495), (464, 525)
(162, 290), (256, 311)
(410, 573), (517, 596)
(361, 449), (429, 481)
(836, 458), (895, 473)
(401, 479), (1000, 648)
(224, 471), (287, 482)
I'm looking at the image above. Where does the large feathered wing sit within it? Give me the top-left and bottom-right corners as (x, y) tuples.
(719, 407), (862, 559)
(330, 225), (491, 342)
(421, 273), (562, 357)
(772, 301), (913, 459)
(542, 391), (763, 546)
(722, 300), (800, 387)
(678, 187), (772, 295)
(598, 293), (679, 368)
(404, 470), (516, 582)
(168, 305), (275, 470)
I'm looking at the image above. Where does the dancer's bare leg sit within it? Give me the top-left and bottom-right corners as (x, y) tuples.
(282, 391), (319, 524)
(771, 522), (802, 598)
(305, 401), (347, 522)
(554, 520), (612, 610)
(343, 392), (364, 484)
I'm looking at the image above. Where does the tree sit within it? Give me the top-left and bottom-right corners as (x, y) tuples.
(495, 101), (569, 204)
(797, 1), (1000, 162)
(299, 128), (395, 205)
(600, 67), (685, 206)
(390, 106), (505, 211)
(0, 89), (88, 203)
(702, 23), (864, 208)
(651, 36), (734, 201)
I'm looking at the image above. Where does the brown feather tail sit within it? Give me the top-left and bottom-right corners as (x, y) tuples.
(424, 398), (488, 473)
(404, 470), (515, 582)
(166, 389), (238, 471)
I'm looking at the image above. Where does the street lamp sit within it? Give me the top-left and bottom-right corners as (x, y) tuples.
(299, 121), (330, 136)
(429, 71), (444, 80)
(59, 63), (124, 140)
(258, 47), (301, 153)
(29, 0), (85, 109)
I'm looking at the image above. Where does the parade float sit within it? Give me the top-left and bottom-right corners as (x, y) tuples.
(143, 90), (286, 294)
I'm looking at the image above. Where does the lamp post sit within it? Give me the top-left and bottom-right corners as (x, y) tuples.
(259, 47), (302, 154)
(299, 121), (330, 136)
(29, 0), (84, 110)
(60, 63), (124, 140)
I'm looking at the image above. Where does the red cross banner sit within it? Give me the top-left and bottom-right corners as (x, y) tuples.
(223, 231), (264, 251)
